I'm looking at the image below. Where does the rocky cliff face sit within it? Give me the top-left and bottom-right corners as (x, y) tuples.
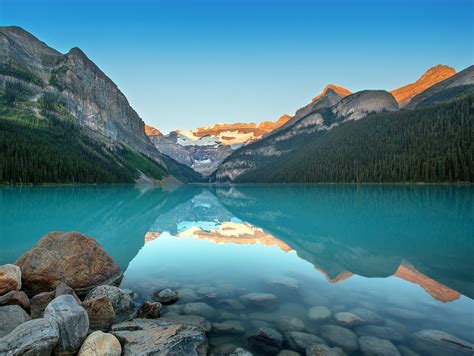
(146, 115), (292, 176)
(332, 90), (398, 121)
(391, 65), (456, 107)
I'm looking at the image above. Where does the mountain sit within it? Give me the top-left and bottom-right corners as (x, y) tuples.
(391, 65), (456, 107)
(0, 26), (201, 184)
(146, 115), (292, 176)
(406, 65), (474, 108)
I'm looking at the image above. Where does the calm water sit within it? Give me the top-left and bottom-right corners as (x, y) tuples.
(1, 185), (473, 354)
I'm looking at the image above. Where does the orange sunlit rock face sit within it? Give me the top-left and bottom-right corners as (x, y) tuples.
(144, 124), (161, 136)
(390, 65), (456, 107)
(312, 84), (352, 102)
(394, 263), (460, 303)
(144, 231), (161, 244)
(314, 266), (354, 283)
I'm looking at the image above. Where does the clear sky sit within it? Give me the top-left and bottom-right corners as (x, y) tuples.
(1, 0), (473, 133)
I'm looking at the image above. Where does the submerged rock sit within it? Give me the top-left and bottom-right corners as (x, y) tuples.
(0, 305), (31, 337)
(355, 325), (404, 342)
(284, 331), (327, 353)
(320, 325), (359, 353)
(412, 329), (474, 355)
(277, 350), (301, 356)
(0, 290), (30, 311)
(247, 327), (283, 354)
(217, 298), (246, 310)
(276, 316), (305, 332)
(182, 302), (216, 319)
(0, 264), (21, 295)
(15, 232), (122, 295)
(160, 313), (212, 332)
(334, 312), (364, 328)
(137, 301), (162, 319)
(308, 306), (331, 322)
(30, 291), (55, 318)
(0, 318), (59, 356)
(177, 288), (200, 303)
(152, 288), (179, 305)
(306, 343), (345, 356)
(82, 296), (115, 332)
(359, 335), (400, 356)
(240, 293), (277, 307)
(212, 320), (246, 334)
(111, 318), (208, 355)
(349, 308), (384, 325)
(85, 285), (137, 323)
(77, 331), (122, 356)
(44, 294), (89, 355)
(231, 347), (254, 355)
(265, 276), (299, 291)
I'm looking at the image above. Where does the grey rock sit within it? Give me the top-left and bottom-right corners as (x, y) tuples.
(177, 288), (200, 303)
(0, 290), (30, 311)
(85, 285), (137, 323)
(0, 305), (31, 337)
(82, 296), (115, 332)
(182, 302), (216, 319)
(111, 318), (208, 355)
(284, 331), (327, 353)
(320, 325), (359, 353)
(231, 347), (254, 355)
(240, 293), (277, 307)
(152, 288), (179, 305)
(196, 286), (218, 296)
(0, 264), (21, 295)
(412, 329), (474, 355)
(276, 316), (305, 332)
(333, 90), (399, 121)
(308, 306), (331, 322)
(278, 350), (301, 356)
(55, 282), (81, 304)
(217, 298), (246, 310)
(212, 320), (246, 334)
(0, 318), (59, 356)
(334, 312), (364, 328)
(359, 336), (400, 356)
(265, 276), (299, 290)
(247, 327), (283, 354)
(350, 308), (384, 325)
(44, 294), (89, 355)
(397, 345), (419, 356)
(306, 344), (345, 356)
(137, 301), (162, 319)
(355, 325), (404, 342)
(385, 307), (424, 320)
(30, 291), (55, 318)
(77, 331), (121, 356)
(160, 313), (212, 332)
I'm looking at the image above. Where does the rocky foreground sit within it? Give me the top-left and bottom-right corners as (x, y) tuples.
(1, 232), (473, 356)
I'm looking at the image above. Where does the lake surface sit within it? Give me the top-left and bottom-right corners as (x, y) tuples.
(1, 185), (473, 355)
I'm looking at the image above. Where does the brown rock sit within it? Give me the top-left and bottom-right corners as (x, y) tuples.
(0, 290), (30, 311)
(30, 291), (55, 318)
(0, 264), (21, 295)
(56, 282), (81, 304)
(137, 301), (162, 319)
(82, 296), (116, 332)
(15, 231), (122, 296)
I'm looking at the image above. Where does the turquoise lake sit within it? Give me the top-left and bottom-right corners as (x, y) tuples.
(1, 185), (473, 354)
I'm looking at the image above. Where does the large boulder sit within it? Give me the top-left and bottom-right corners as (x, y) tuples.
(284, 331), (327, 353)
(82, 296), (116, 332)
(85, 285), (137, 323)
(160, 313), (212, 332)
(44, 295), (89, 355)
(111, 318), (208, 355)
(412, 329), (474, 355)
(0, 264), (21, 295)
(359, 336), (400, 356)
(137, 301), (162, 319)
(308, 306), (331, 322)
(246, 327), (283, 354)
(0, 305), (31, 337)
(15, 232), (122, 295)
(77, 331), (122, 356)
(182, 302), (216, 319)
(0, 290), (30, 311)
(320, 325), (359, 353)
(0, 318), (59, 356)
(240, 293), (277, 308)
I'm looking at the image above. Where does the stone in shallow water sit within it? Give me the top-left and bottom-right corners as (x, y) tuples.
(152, 288), (179, 305)
(349, 308), (384, 325)
(212, 319), (246, 335)
(196, 286), (218, 296)
(412, 329), (474, 355)
(247, 327), (283, 354)
(0, 318), (59, 356)
(111, 318), (208, 355)
(77, 331), (121, 356)
(320, 325), (359, 353)
(182, 302), (216, 319)
(306, 343), (345, 356)
(44, 294), (89, 355)
(15, 232), (122, 296)
(240, 293), (277, 307)
(82, 296), (116, 332)
(359, 335), (400, 356)
(85, 285), (137, 323)
(0, 305), (31, 337)
(385, 307), (424, 320)
(30, 291), (55, 318)
(276, 316), (305, 332)
(265, 276), (299, 290)
(231, 347), (254, 355)
(0, 290), (30, 311)
(284, 331), (327, 353)
(277, 350), (301, 356)
(355, 325), (404, 342)
(217, 298), (246, 310)
(308, 306), (331, 322)
(0, 264), (21, 295)
(160, 313), (212, 332)
(397, 345), (419, 356)
(334, 312), (365, 328)
(177, 288), (200, 302)
(137, 301), (162, 319)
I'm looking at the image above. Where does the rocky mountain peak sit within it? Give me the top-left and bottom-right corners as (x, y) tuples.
(312, 84), (352, 102)
(145, 124), (162, 137)
(391, 64), (456, 107)
(333, 90), (399, 121)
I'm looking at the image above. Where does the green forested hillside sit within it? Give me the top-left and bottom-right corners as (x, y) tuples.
(0, 83), (169, 184)
(231, 96), (474, 183)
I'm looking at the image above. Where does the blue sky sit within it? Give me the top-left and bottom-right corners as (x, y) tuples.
(1, 0), (473, 132)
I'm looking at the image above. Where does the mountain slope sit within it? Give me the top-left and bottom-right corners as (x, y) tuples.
(391, 65), (456, 107)
(0, 26), (201, 183)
